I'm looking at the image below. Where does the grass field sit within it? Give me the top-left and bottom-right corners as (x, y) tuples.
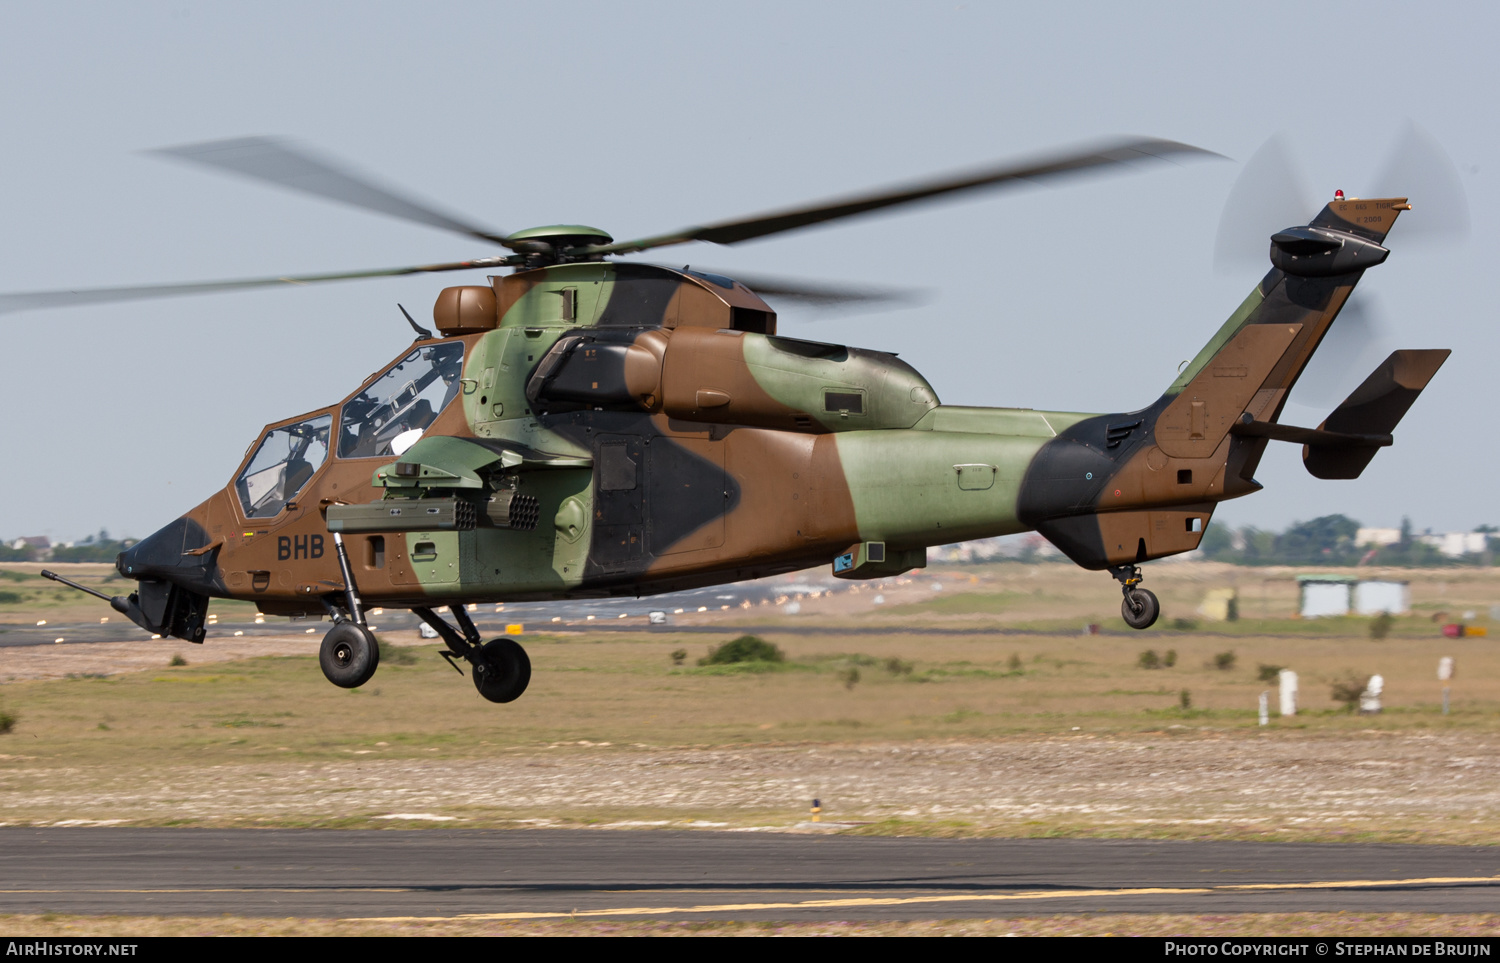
(1, 560), (1497, 934)
(0, 560), (1496, 841)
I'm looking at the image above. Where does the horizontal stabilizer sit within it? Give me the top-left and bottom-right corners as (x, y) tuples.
(1304, 348), (1450, 479)
(1230, 417), (1391, 449)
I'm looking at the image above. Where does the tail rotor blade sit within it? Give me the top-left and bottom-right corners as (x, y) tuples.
(1288, 294), (1392, 409)
(1213, 134), (1316, 273)
(1370, 120), (1471, 243)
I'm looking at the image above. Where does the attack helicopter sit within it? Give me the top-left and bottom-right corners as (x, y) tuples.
(20, 136), (1447, 705)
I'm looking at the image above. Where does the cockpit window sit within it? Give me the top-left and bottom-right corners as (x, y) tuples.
(236, 415), (332, 519)
(338, 342), (465, 459)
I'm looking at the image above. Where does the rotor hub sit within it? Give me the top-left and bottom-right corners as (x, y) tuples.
(505, 225), (613, 262)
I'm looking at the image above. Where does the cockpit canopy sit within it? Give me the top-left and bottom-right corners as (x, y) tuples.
(236, 415), (331, 519)
(338, 342), (464, 459)
(233, 341), (467, 520)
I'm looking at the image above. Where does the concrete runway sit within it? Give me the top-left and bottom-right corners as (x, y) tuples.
(0, 829), (1496, 920)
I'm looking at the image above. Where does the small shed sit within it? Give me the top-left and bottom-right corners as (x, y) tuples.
(1297, 574), (1357, 617)
(1354, 580), (1410, 615)
(1198, 587), (1239, 621)
(1297, 575), (1410, 617)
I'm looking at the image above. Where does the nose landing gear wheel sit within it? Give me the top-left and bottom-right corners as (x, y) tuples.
(473, 637), (531, 703)
(1121, 588), (1160, 630)
(320, 621), (380, 688)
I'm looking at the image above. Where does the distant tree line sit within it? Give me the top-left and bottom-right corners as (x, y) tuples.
(0, 530), (136, 563)
(1197, 514), (1497, 567)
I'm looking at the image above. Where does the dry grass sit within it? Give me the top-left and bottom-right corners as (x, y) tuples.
(0, 561), (1496, 839)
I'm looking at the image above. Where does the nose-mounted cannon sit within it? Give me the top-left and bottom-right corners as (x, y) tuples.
(43, 516), (219, 643)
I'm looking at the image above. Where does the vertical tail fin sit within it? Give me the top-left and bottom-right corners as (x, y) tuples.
(1166, 196), (1410, 427)
(1018, 197), (1414, 570)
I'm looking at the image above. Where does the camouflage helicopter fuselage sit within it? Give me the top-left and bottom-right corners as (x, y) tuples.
(110, 197), (1444, 649)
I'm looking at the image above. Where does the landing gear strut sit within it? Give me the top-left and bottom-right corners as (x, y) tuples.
(412, 605), (532, 704)
(319, 532), (380, 688)
(1109, 564), (1159, 630)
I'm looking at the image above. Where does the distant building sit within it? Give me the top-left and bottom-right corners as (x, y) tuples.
(9, 536), (50, 551)
(930, 534), (1060, 563)
(1421, 532), (1488, 557)
(1198, 587), (1238, 621)
(1298, 574), (1357, 617)
(1354, 580), (1409, 615)
(1357, 527), (1490, 557)
(1297, 574), (1409, 617)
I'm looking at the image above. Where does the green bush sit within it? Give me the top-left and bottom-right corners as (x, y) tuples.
(670, 648), (688, 666)
(1330, 674), (1366, 712)
(1137, 649), (1161, 670)
(699, 635), (785, 666)
(1178, 689), (1192, 710)
(884, 657), (914, 676)
(1006, 653), (1023, 672)
(168, 654), (187, 667)
(1163, 649), (1178, 668)
(1257, 664), (1284, 683)
(0, 591), (22, 605)
(1370, 612), (1395, 640)
(0, 709), (14, 734)
(838, 667), (861, 690)
(1212, 650), (1237, 671)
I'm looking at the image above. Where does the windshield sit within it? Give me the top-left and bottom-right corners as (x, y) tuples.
(236, 415), (332, 519)
(338, 342), (464, 458)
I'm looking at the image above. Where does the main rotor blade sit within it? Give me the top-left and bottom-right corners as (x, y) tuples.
(713, 270), (923, 309)
(151, 137), (514, 248)
(583, 137), (1219, 257)
(0, 257), (508, 315)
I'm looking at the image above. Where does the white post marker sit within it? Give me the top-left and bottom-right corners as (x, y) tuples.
(1360, 674), (1384, 714)
(1258, 691), (1269, 726)
(1278, 669), (1298, 717)
(1439, 657), (1454, 715)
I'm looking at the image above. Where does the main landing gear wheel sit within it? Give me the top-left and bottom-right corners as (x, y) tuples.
(472, 637), (531, 704)
(1108, 563), (1159, 630)
(1121, 588), (1160, 630)
(320, 621), (380, 688)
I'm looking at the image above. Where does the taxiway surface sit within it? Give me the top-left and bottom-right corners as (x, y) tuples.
(0, 829), (1495, 920)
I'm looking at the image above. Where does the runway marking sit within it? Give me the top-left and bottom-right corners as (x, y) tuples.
(345, 875), (1500, 921)
(0, 875), (1494, 916)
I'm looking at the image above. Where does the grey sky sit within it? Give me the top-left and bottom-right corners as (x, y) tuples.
(1, 1), (1492, 542)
